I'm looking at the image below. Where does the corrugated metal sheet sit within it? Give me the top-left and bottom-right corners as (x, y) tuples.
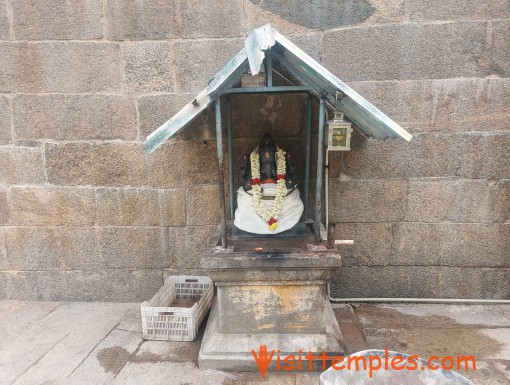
(143, 25), (411, 154)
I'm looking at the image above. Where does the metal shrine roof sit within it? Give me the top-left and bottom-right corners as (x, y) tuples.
(143, 25), (412, 154)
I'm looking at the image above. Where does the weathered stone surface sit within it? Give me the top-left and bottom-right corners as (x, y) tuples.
(343, 132), (510, 180)
(329, 179), (407, 222)
(392, 223), (510, 268)
(45, 142), (147, 187)
(1, 269), (162, 301)
(123, 42), (174, 93)
(491, 20), (510, 85)
(0, 96), (11, 144)
(438, 267), (510, 299)
(248, 0), (374, 30)
(97, 227), (169, 269)
(169, 226), (216, 269)
(0, 147), (45, 186)
(1, 227), (64, 270)
(186, 185), (220, 226)
(334, 223), (393, 266)
(323, 21), (508, 81)
(138, 94), (192, 138)
(0, 43), (121, 93)
(405, 179), (498, 223)
(107, 0), (244, 40)
(147, 142), (218, 188)
(330, 266), (441, 298)
(0, 188), (10, 224)
(367, 0), (510, 23)
(12, 0), (102, 40)
(348, 78), (510, 133)
(159, 189), (186, 227)
(97, 188), (159, 226)
(0, 0), (8, 39)
(173, 38), (243, 93)
(11, 187), (96, 226)
(13, 95), (136, 140)
(96, 188), (185, 228)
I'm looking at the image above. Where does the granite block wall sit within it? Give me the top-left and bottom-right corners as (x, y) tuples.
(0, 0), (508, 300)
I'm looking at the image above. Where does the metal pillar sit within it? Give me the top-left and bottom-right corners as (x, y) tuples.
(303, 96), (312, 219)
(315, 98), (326, 241)
(215, 99), (227, 248)
(265, 49), (273, 87)
(226, 97), (234, 220)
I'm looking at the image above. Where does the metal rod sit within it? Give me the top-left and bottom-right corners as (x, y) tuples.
(326, 223), (335, 249)
(315, 98), (326, 242)
(303, 97), (312, 219)
(265, 49), (273, 87)
(220, 85), (314, 95)
(215, 99), (227, 248)
(226, 97), (234, 220)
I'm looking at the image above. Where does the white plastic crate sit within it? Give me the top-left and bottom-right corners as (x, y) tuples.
(141, 275), (213, 341)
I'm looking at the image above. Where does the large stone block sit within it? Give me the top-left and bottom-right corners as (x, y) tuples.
(97, 227), (169, 269)
(13, 95), (136, 141)
(0, 96), (11, 144)
(348, 78), (510, 133)
(1, 227), (64, 270)
(334, 223), (393, 267)
(1, 271), (67, 301)
(492, 20), (510, 78)
(343, 132), (510, 180)
(0, 0), (8, 39)
(1, 269), (163, 301)
(0, 43), (121, 93)
(12, 0), (102, 40)
(107, 0), (244, 40)
(168, 225), (217, 269)
(63, 269), (163, 302)
(11, 226), (170, 270)
(438, 267), (510, 299)
(45, 142), (147, 187)
(369, 0), (510, 23)
(159, 189), (186, 227)
(0, 188), (9, 224)
(123, 42), (174, 93)
(11, 187), (96, 226)
(330, 266), (441, 299)
(173, 38), (244, 93)
(138, 94), (193, 138)
(329, 179), (407, 222)
(186, 185), (220, 226)
(256, 0), (374, 29)
(405, 179), (500, 223)
(392, 223), (510, 267)
(0, 147), (45, 186)
(147, 142), (218, 188)
(97, 188), (159, 226)
(323, 21), (507, 81)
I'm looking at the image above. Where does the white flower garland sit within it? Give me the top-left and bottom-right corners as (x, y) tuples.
(250, 147), (287, 231)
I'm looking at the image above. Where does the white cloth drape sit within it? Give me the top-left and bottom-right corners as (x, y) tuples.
(233, 183), (304, 235)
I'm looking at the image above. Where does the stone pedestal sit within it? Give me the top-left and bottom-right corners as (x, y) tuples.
(198, 229), (345, 371)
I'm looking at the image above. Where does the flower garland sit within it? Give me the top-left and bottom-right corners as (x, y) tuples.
(250, 147), (287, 231)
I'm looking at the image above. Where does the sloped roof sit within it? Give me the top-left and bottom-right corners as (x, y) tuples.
(144, 25), (411, 154)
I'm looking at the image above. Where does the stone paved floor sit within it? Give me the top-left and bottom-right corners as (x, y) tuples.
(0, 301), (509, 385)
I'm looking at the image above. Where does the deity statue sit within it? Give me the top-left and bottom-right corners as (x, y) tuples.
(233, 133), (304, 234)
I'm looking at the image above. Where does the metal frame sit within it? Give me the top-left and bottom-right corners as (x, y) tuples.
(213, 50), (327, 247)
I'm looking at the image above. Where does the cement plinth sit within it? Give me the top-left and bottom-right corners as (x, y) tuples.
(198, 233), (345, 372)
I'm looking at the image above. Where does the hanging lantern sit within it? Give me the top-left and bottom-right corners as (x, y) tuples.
(326, 111), (352, 151)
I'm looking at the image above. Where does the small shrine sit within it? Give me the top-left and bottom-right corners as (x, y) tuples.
(144, 25), (411, 371)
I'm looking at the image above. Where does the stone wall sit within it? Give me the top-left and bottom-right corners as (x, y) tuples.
(0, 0), (508, 301)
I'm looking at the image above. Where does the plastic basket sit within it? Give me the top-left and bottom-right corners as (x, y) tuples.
(141, 275), (213, 341)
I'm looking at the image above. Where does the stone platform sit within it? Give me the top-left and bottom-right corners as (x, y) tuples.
(198, 225), (345, 371)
